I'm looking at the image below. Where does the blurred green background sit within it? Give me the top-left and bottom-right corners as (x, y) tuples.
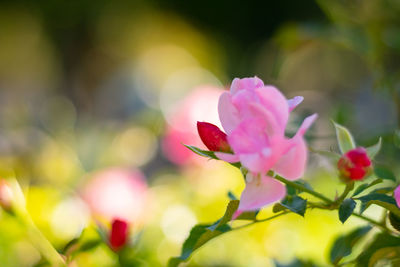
(0, 0), (400, 266)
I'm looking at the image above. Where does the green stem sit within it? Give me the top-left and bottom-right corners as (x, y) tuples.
(17, 210), (66, 267)
(335, 181), (354, 204)
(351, 212), (390, 233)
(233, 211), (290, 231)
(309, 203), (393, 234)
(273, 175), (333, 204)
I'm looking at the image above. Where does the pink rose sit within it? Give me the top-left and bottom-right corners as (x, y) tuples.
(210, 77), (317, 212)
(395, 185), (400, 208)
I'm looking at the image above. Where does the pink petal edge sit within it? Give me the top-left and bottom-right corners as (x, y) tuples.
(288, 96), (304, 112)
(238, 173), (286, 212)
(218, 92), (240, 135)
(394, 185), (400, 208)
(214, 152), (240, 163)
(272, 138), (307, 180)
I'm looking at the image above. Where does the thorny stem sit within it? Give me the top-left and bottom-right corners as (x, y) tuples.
(334, 181), (354, 204)
(179, 178), (395, 264)
(271, 176), (393, 233)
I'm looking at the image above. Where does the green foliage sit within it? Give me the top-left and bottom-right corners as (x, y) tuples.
(280, 196), (307, 217)
(63, 229), (103, 262)
(352, 178), (382, 197)
(274, 258), (317, 267)
(168, 224), (231, 267)
(329, 226), (372, 265)
(394, 130), (400, 149)
(374, 166), (397, 182)
(184, 145), (241, 168)
(286, 179), (313, 196)
(79, 239), (102, 252)
(332, 122), (356, 154)
(357, 193), (400, 217)
(338, 198), (356, 223)
(356, 233), (400, 266)
(272, 203), (287, 213)
(227, 191), (237, 200)
(365, 137), (382, 159)
(183, 145), (218, 159)
(235, 210), (258, 221)
(389, 212), (400, 232)
(369, 187), (394, 194)
(207, 200), (239, 231)
(169, 200), (240, 266)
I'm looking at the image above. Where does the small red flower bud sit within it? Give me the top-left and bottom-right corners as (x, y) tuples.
(0, 179), (13, 211)
(337, 147), (372, 181)
(109, 218), (129, 251)
(197, 122), (230, 152)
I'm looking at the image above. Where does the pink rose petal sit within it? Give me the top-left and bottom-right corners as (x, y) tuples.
(288, 96), (304, 112)
(218, 92), (240, 135)
(238, 173), (286, 212)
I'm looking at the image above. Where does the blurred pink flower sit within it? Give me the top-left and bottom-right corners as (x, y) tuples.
(162, 86), (224, 165)
(82, 168), (148, 223)
(0, 179), (13, 211)
(212, 77), (317, 212)
(395, 185), (400, 208)
(109, 218), (129, 252)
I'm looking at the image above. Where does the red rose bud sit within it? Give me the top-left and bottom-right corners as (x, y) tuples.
(197, 122), (230, 152)
(109, 218), (129, 251)
(337, 147), (372, 181)
(0, 179), (13, 211)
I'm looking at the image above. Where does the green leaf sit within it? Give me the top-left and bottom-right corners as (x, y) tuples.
(168, 224), (231, 267)
(352, 179), (382, 197)
(169, 200), (240, 266)
(394, 130), (400, 149)
(374, 166), (396, 182)
(357, 193), (400, 217)
(272, 203), (287, 213)
(356, 233), (400, 266)
(281, 196), (307, 217)
(235, 210), (259, 221)
(62, 237), (80, 254)
(184, 144), (241, 169)
(184, 145), (218, 159)
(368, 247), (400, 267)
(370, 187), (393, 194)
(227, 191), (237, 200)
(333, 121), (356, 154)
(330, 226), (372, 265)
(338, 198), (356, 223)
(286, 180), (313, 196)
(207, 200), (239, 231)
(286, 184), (297, 196)
(79, 239), (102, 252)
(365, 137), (382, 159)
